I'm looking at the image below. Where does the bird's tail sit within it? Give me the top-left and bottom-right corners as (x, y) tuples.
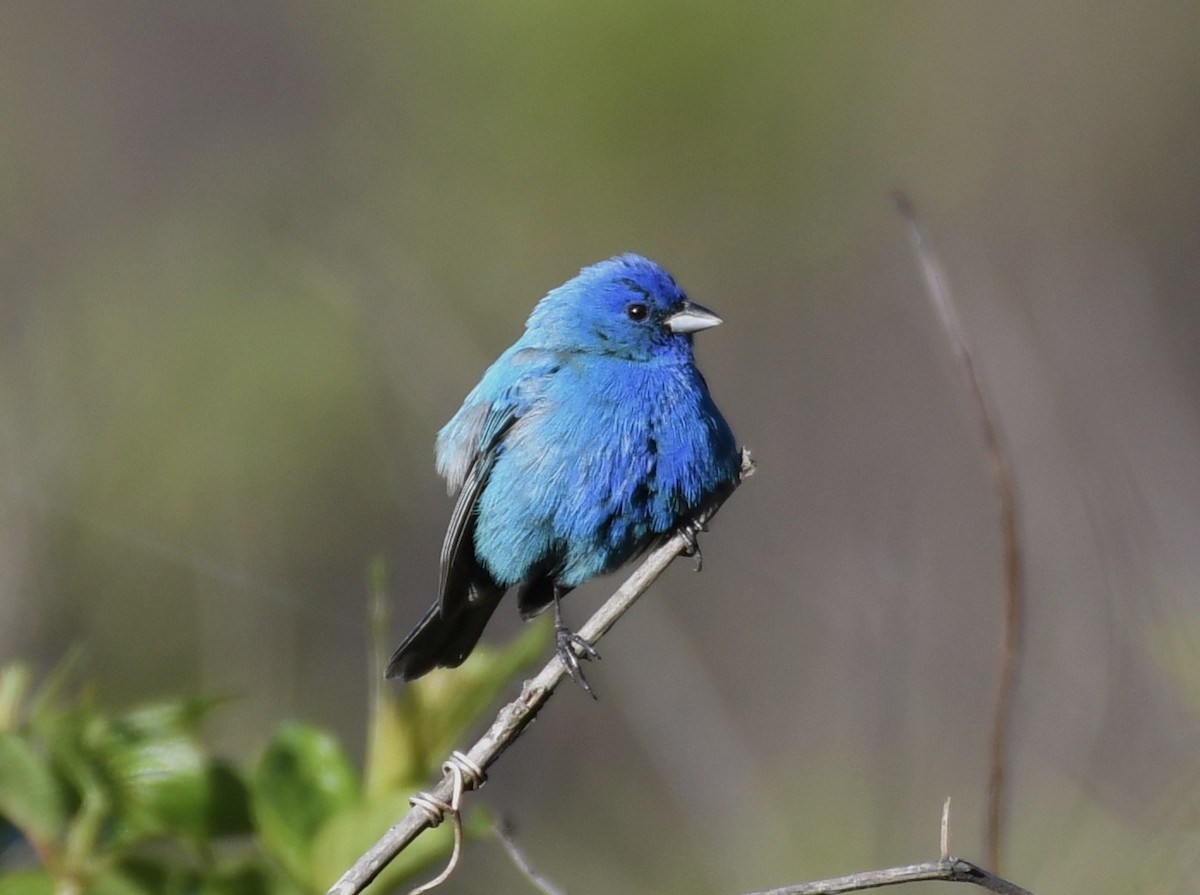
(385, 589), (505, 681)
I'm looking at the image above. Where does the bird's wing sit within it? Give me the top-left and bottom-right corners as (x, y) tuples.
(438, 403), (516, 615)
(436, 347), (561, 616)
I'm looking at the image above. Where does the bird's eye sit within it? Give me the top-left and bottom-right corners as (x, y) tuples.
(627, 303), (649, 321)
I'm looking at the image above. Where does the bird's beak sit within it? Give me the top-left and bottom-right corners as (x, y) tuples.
(665, 301), (723, 334)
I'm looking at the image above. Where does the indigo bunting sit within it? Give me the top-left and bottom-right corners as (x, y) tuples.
(386, 254), (739, 693)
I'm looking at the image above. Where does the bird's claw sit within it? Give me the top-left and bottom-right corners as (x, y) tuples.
(680, 517), (709, 571)
(555, 626), (600, 699)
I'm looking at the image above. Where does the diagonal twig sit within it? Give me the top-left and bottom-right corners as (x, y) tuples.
(493, 820), (567, 895)
(893, 193), (1025, 872)
(326, 450), (756, 895)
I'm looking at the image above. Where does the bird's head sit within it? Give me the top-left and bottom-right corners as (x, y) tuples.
(524, 254), (723, 362)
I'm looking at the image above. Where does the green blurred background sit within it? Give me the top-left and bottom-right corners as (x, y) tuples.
(3, 2), (1200, 892)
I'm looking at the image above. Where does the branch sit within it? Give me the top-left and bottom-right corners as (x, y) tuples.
(741, 857), (1034, 895)
(494, 820), (567, 895)
(893, 193), (1025, 872)
(491, 803), (1035, 895)
(326, 449), (756, 895)
(487, 796), (1035, 895)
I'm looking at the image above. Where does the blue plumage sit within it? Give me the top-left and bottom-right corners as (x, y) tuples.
(386, 254), (739, 689)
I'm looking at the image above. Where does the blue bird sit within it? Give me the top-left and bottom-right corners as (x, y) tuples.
(386, 254), (740, 694)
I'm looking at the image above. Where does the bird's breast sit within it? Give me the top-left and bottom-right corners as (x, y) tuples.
(472, 355), (736, 586)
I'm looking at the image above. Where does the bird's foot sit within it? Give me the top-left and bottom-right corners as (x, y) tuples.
(555, 625), (600, 699)
(680, 516), (710, 571)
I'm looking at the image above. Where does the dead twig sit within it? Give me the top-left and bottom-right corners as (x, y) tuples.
(741, 857), (1034, 895)
(893, 193), (1025, 872)
(743, 800), (1033, 895)
(494, 820), (567, 895)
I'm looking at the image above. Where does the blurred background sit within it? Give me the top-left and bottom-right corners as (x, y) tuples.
(3, 1), (1200, 892)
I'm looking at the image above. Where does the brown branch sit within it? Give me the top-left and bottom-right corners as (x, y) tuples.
(741, 857), (1034, 895)
(893, 193), (1025, 872)
(326, 450), (756, 895)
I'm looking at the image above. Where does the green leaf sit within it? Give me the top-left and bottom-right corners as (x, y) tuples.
(252, 723), (359, 882)
(25, 649), (85, 734)
(82, 698), (246, 845)
(115, 698), (228, 740)
(0, 870), (53, 895)
(38, 705), (120, 860)
(200, 761), (254, 837)
(0, 664), (32, 732)
(100, 703), (213, 842)
(365, 619), (548, 796)
(88, 867), (162, 895)
(0, 731), (68, 842)
(196, 862), (301, 895)
(107, 723), (210, 841)
(105, 858), (196, 895)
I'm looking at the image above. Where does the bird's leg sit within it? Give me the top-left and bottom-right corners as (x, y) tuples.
(680, 514), (710, 572)
(553, 586), (600, 699)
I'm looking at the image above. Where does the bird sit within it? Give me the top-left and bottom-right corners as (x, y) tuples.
(385, 253), (740, 694)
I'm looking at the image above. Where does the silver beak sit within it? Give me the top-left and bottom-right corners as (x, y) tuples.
(665, 300), (723, 334)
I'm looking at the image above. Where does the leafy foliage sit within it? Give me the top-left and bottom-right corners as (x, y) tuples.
(0, 619), (546, 894)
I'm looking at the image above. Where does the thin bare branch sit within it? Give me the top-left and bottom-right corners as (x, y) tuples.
(493, 821), (567, 895)
(326, 450), (756, 895)
(742, 857), (1034, 895)
(893, 193), (1025, 872)
(940, 797), (951, 861)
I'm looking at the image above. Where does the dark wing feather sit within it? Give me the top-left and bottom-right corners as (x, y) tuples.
(385, 587), (505, 680)
(438, 406), (518, 616)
